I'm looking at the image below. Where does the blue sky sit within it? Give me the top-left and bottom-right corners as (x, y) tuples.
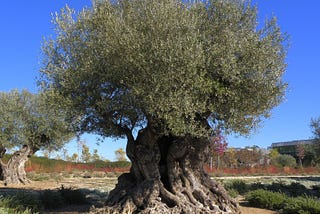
(0, 1), (319, 160)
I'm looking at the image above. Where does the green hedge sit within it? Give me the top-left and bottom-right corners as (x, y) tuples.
(246, 189), (286, 210)
(246, 189), (320, 214)
(26, 156), (131, 172)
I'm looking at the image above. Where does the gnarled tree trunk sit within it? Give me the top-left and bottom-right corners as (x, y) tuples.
(0, 145), (33, 186)
(93, 127), (240, 213)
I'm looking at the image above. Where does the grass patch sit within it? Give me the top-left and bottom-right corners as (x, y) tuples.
(0, 192), (41, 214)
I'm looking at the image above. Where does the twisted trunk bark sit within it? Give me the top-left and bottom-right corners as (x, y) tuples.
(94, 126), (239, 214)
(0, 145), (33, 185)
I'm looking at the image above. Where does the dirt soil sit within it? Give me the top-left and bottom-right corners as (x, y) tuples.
(240, 206), (277, 214)
(0, 175), (277, 214)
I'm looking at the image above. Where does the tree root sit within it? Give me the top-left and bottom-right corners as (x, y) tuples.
(91, 129), (240, 213)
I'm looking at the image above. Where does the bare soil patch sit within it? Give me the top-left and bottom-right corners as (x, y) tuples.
(240, 206), (277, 214)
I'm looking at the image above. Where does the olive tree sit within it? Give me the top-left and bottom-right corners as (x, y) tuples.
(40, 0), (287, 213)
(0, 90), (74, 185)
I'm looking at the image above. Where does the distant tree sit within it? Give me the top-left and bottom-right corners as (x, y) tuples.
(0, 90), (74, 185)
(251, 146), (263, 164)
(269, 148), (280, 160)
(91, 149), (101, 162)
(311, 117), (320, 140)
(69, 153), (79, 162)
(115, 148), (127, 162)
(310, 117), (320, 163)
(62, 148), (68, 160)
(296, 143), (305, 168)
(40, 0), (288, 212)
(41, 146), (55, 159)
(223, 148), (238, 168)
(80, 144), (91, 163)
(211, 130), (228, 169)
(42, 150), (50, 159)
(272, 154), (297, 168)
(235, 146), (262, 167)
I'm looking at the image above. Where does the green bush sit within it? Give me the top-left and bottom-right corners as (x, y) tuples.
(272, 154), (297, 167)
(246, 189), (287, 210)
(283, 195), (320, 214)
(40, 186), (87, 209)
(224, 180), (249, 195)
(246, 189), (320, 214)
(226, 188), (239, 198)
(58, 185), (87, 205)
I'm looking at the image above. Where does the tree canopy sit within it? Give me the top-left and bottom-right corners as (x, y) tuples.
(0, 89), (74, 153)
(41, 0), (287, 139)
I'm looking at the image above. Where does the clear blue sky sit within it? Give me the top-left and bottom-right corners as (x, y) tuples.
(0, 1), (319, 160)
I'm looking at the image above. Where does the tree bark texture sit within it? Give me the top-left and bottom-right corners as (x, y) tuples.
(0, 145), (32, 185)
(93, 127), (240, 214)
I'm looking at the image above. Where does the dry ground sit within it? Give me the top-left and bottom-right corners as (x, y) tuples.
(240, 206), (277, 214)
(0, 173), (279, 214)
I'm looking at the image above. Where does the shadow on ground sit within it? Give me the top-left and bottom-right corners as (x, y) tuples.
(0, 186), (108, 213)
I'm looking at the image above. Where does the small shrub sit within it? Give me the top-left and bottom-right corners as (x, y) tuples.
(250, 182), (265, 190)
(283, 195), (320, 214)
(40, 190), (64, 209)
(224, 180), (249, 195)
(58, 185), (87, 205)
(246, 189), (320, 214)
(226, 188), (239, 198)
(246, 189), (287, 210)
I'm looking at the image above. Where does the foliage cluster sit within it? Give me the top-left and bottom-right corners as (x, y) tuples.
(246, 189), (286, 210)
(223, 179), (320, 213)
(271, 154), (297, 168)
(223, 179), (320, 199)
(0, 90), (73, 153)
(211, 146), (265, 169)
(246, 189), (320, 214)
(25, 155), (130, 173)
(41, 0), (288, 141)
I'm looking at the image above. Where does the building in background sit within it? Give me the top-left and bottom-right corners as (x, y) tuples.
(269, 139), (314, 156)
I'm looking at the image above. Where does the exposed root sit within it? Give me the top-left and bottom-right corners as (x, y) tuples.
(91, 129), (240, 213)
